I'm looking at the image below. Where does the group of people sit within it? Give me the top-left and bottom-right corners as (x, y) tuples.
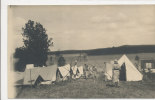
(71, 60), (97, 80)
(83, 64), (98, 79)
(71, 59), (121, 87)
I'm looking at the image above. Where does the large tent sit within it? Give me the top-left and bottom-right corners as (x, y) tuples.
(118, 54), (143, 81)
(23, 65), (58, 85)
(105, 54), (143, 81)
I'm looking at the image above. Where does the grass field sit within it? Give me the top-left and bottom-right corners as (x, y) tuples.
(16, 78), (155, 98)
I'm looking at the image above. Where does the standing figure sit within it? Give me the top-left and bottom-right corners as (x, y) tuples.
(83, 64), (89, 79)
(71, 60), (78, 79)
(92, 66), (97, 79)
(112, 60), (120, 87)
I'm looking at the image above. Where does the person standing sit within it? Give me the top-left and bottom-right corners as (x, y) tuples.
(71, 60), (78, 79)
(84, 64), (89, 79)
(112, 60), (121, 87)
(92, 66), (97, 79)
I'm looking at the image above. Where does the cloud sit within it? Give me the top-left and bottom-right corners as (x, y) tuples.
(9, 5), (155, 51)
(13, 17), (27, 34)
(10, 17), (26, 52)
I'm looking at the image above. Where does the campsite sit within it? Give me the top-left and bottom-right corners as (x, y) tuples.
(14, 53), (155, 98)
(8, 5), (155, 99)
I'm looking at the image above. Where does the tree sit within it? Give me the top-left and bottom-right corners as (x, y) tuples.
(15, 20), (53, 68)
(14, 47), (27, 71)
(135, 55), (140, 61)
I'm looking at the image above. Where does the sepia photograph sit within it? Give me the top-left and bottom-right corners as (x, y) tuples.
(8, 5), (155, 99)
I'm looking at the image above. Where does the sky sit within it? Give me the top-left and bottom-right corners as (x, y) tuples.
(8, 5), (155, 51)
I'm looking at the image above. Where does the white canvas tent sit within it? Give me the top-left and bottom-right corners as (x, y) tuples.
(39, 65), (57, 84)
(75, 66), (84, 78)
(104, 63), (113, 80)
(71, 65), (78, 75)
(57, 64), (71, 81)
(71, 65), (84, 79)
(104, 54), (143, 81)
(118, 54), (143, 81)
(23, 65), (58, 85)
(71, 65), (79, 79)
(23, 67), (43, 85)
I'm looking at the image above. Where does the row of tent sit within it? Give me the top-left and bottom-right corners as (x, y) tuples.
(23, 64), (84, 85)
(23, 54), (143, 86)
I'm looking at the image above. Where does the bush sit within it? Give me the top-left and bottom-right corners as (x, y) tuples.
(58, 55), (66, 66)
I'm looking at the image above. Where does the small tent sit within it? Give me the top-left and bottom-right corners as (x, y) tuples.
(74, 66), (84, 78)
(23, 67), (43, 85)
(56, 64), (71, 81)
(39, 65), (57, 84)
(118, 54), (143, 81)
(23, 65), (58, 85)
(71, 65), (82, 79)
(71, 65), (78, 75)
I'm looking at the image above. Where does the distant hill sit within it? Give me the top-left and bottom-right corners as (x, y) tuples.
(48, 45), (155, 55)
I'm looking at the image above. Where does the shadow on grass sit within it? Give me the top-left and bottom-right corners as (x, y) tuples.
(106, 84), (115, 87)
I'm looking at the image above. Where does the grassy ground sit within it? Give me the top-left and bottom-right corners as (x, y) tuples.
(16, 78), (155, 98)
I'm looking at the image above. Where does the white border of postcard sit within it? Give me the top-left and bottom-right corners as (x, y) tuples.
(2, 0), (155, 100)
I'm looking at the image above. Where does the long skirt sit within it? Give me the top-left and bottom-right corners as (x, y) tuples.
(112, 70), (120, 83)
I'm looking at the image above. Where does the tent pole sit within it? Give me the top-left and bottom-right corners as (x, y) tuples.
(30, 69), (32, 88)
